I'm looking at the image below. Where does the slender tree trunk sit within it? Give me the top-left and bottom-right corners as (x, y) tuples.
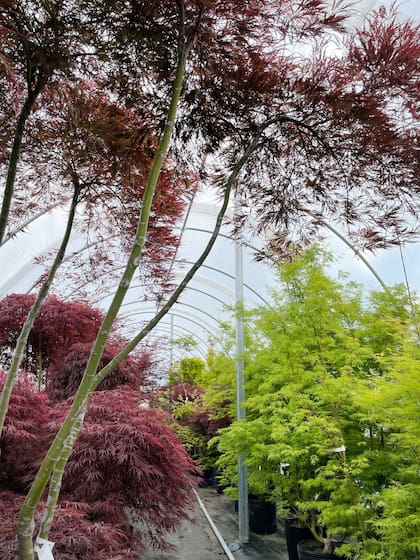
(37, 335), (43, 392)
(37, 454), (67, 540)
(92, 131), (266, 389)
(17, 35), (189, 560)
(38, 419), (82, 540)
(0, 83), (43, 245)
(0, 186), (80, 437)
(36, 128), (267, 547)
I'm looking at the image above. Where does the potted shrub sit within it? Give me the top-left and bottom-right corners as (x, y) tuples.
(215, 249), (420, 559)
(165, 355), (234, 487)
(214, 419), (279, 535)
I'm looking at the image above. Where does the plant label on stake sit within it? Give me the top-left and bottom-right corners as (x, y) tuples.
(329, 445), (346, 454)
(34, 537), (55, 560)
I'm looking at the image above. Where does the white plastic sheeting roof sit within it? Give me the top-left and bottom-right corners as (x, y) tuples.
(2, 189), (420, 367)
(1, 0), (419, 365)
(0, 194), (275, 361)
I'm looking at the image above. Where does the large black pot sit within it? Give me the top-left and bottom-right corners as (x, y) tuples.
(202, 466), (217, 487)
(248, 497), (277, 534)
(297, 539), (340, 560)
(284, 519), (313, 560)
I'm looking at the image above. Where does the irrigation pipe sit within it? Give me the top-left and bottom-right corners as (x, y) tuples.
(193, 489), (237, 560)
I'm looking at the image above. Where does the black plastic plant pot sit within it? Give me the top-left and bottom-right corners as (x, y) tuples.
(285, 519), (313, 560)
(297, 539), (341, 560)
(248, 498), (277, 534)
(202, 466), (217, 487)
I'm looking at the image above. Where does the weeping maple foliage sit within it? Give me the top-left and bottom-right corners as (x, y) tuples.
(1, 1), (419, 281)
(0, 378), (201, 555)
(177, 3), (420, 255)
(0, 491), (139, 560)
(0, 293), (154, 400)
(46, 341), (144, 401)
(23, 81), (190, 298)
(0, 371), (49, 493)
(0, 0), (97, 244)
(48, 389), (200, 549)
(0, 76), (190, 301)
(0, 294), (104, 373)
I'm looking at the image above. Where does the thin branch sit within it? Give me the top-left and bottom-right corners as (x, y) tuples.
(399, 243), (420, 343)
(92, 125), (274, 389)
(0, 80), (44, 244)
(0, 183), (80, 437)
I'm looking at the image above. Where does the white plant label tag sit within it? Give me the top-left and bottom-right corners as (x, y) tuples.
(330, 445), (346, 453)
(34, 537), (55, 560)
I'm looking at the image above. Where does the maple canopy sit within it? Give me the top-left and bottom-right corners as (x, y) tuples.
(0, 1), (417, 295)
(0, 294), (104, 372)
(0, 2), (419, 559)
(0, 293), (155, 397)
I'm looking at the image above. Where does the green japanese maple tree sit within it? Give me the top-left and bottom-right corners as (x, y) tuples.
(0, 2), (418, 559)
(215, 247), (420, 558)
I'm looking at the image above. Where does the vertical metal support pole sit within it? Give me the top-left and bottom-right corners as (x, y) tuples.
(169, 313), (174, 366)
(168, 313), (174, 413)
(235, 236), (249, 544)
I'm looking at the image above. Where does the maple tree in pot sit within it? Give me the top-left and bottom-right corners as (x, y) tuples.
(0, 490), (140, 560)
(0, 373), (200, 556)
(48, 389), (201, 552)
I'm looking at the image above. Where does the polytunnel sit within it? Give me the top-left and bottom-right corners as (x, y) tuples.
(1, 189), (420, 368)
(0, 192), (275, 364)
(0, 0), (420, 560)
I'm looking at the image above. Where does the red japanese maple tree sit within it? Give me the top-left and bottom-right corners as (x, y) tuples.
(0, 3), (418, 559)
(0, 375), (200, 557)
(47, 342), (144, 401)
(54, 390), (200, 545)
(24, 80), (189, 297)
(0, 371), (49, 493)
(0, 294), (103, 372)
(0, 294), (198, 557)
(0, 76), (191, 445)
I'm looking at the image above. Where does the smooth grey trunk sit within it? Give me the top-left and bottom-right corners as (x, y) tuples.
(38, 412), (84, 539)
